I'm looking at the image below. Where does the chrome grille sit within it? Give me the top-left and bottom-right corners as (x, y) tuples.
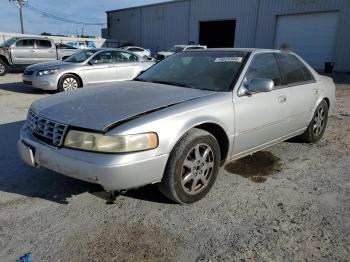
(27, 110), (67, 147)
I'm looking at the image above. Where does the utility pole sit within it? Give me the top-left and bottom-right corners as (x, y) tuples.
(19, 0), (24, 33)
(9, 0), (25, 34)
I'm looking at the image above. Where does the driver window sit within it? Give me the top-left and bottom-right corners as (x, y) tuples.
(245, 53), (282, 87)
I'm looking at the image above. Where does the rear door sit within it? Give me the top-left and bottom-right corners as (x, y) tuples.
(11, 39), (35, 64)
(114, 51), (140, 80)
(276, 53), (319, 132)
(233, 52), (290, 155)
(34, 39), (56, 63)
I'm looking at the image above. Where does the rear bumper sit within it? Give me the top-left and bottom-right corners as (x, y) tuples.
(18, 125), (169, 191)
(22, 74), (58, 90)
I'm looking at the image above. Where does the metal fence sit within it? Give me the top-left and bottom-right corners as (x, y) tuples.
(0, 32), (127, 48)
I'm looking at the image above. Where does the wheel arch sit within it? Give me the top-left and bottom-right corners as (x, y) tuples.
(58, 73), (84, 88)
(0, 55), (9, 65)
(166, 119), (231, 167)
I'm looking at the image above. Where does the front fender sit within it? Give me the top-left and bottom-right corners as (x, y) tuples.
(107, 93), (235, 157)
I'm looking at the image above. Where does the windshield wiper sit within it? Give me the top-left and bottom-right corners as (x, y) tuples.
(149, 80), (193, 88)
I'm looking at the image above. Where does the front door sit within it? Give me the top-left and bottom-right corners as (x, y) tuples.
(11, 39), (35, 64)
(81, 51), (117, 85)
(232, 53), (290, 156)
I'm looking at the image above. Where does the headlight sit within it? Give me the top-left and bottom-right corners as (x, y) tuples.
(37, 68), (59, 76)
(64, 130), (158, 153)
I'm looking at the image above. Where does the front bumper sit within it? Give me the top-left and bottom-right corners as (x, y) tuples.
(17, 125), (169, 191)
(22, 73), (58, 90)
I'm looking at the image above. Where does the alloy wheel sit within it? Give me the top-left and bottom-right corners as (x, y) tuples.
(181, 143), (215, 195)
(62, 77), (78, 91)
(0, 64), (5, 74)
(313, 106), (325, 135)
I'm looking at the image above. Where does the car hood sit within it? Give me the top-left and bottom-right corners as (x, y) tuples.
(157, 51), (174, 57)
(31, 81), (215, 132)
(26, 61), (76, 71)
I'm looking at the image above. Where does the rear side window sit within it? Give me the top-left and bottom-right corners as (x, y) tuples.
(16, 39), (34, 48)
(277, 53), (314, 85)
(245, 53), (282, 86)
(115, 51), (138, 62)
(35, 40), (52, 48)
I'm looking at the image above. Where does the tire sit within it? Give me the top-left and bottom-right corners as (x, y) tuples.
(158, 128), (221, 204)
(0, 58), (8, 76)
(299, 100), (329, 143)
(58, 74), (81, 92)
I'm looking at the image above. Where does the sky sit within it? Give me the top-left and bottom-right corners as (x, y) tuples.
(0, 0), (170, 36)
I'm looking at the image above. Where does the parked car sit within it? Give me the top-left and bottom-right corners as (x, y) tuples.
(22, 48), (155, 92)
(121, 46), (151, 58)
(155, 45), (207, 60)
(0, 37), (78, 76)
(66, 40), (96, 49)
(18, 48), (335, 203)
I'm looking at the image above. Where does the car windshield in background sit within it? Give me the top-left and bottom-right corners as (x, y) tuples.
(64, 50), (98, 63)
(169, 46), (185, 53)
(2, 37), (17, 47)
(136, 51), (249, 92)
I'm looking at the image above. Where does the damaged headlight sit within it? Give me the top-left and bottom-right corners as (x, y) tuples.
(38, 68), (59, 76)
(64, 130), (158, 153)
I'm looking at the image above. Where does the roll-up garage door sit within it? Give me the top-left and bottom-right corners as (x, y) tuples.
(274, 12), (339, 70)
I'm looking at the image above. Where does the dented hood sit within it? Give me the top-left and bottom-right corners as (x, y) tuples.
(31, 81), (214, 131)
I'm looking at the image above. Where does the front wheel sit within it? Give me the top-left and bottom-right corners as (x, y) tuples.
(0, 59), (7, 76)
(299, 100), (329, 143)
(158, 128), (221, 204)
(58, 74), (81, 92)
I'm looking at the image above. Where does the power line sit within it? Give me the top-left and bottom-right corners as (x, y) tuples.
(25, 4), (107, 26)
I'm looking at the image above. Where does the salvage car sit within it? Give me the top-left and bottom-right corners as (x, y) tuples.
(155, 44), (207, 60)
(0, 37), (78, 76)
(18, 49), (336, 203)
(22, 48), (155, 92)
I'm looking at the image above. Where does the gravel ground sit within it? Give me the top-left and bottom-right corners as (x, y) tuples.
(0, 73), (349, 262)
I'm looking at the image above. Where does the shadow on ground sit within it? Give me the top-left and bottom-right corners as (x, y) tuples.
(0, 120), (171, 204)
(0, 81), (45, 94)
(225, 151), (283, 183)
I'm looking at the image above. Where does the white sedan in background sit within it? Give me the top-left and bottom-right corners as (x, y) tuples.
(121, 46), (152, 58)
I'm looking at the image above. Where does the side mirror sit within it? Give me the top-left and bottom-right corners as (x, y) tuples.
(246, 78), (274, 94)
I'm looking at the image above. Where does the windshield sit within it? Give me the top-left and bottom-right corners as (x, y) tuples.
(136, 51), (249, 92)
(64, 49), (98, 63)
(2, 38), (17, 47)
(168, 46), (185, 53)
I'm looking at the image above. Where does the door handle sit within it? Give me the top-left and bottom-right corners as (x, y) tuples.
(31, 49), (38, 52)
(312, 89), (319, 95)
(278, 95), (287, 103)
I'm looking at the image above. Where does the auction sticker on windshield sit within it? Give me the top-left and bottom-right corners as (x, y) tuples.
(214, 57), (243, 63)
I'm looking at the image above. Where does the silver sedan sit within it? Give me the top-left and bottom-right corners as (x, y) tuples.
(22, 48), (155, 92)
(18, 48), (336, 203)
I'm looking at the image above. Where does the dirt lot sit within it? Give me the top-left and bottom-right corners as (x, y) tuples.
(0, 73), (349, 261)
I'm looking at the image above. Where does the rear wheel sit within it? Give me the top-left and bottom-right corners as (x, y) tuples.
(58, 74), (81, 92)
(299, 100), (328, 143)
(158, 128), (221, 204)
(0, 58), (7, 76)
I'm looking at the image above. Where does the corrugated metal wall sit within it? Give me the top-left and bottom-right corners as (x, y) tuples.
(107, 0), (350, 71)
(140, 1), (190, 53)
(107, 8), (141, 45)
(189, 0), (259, 47)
